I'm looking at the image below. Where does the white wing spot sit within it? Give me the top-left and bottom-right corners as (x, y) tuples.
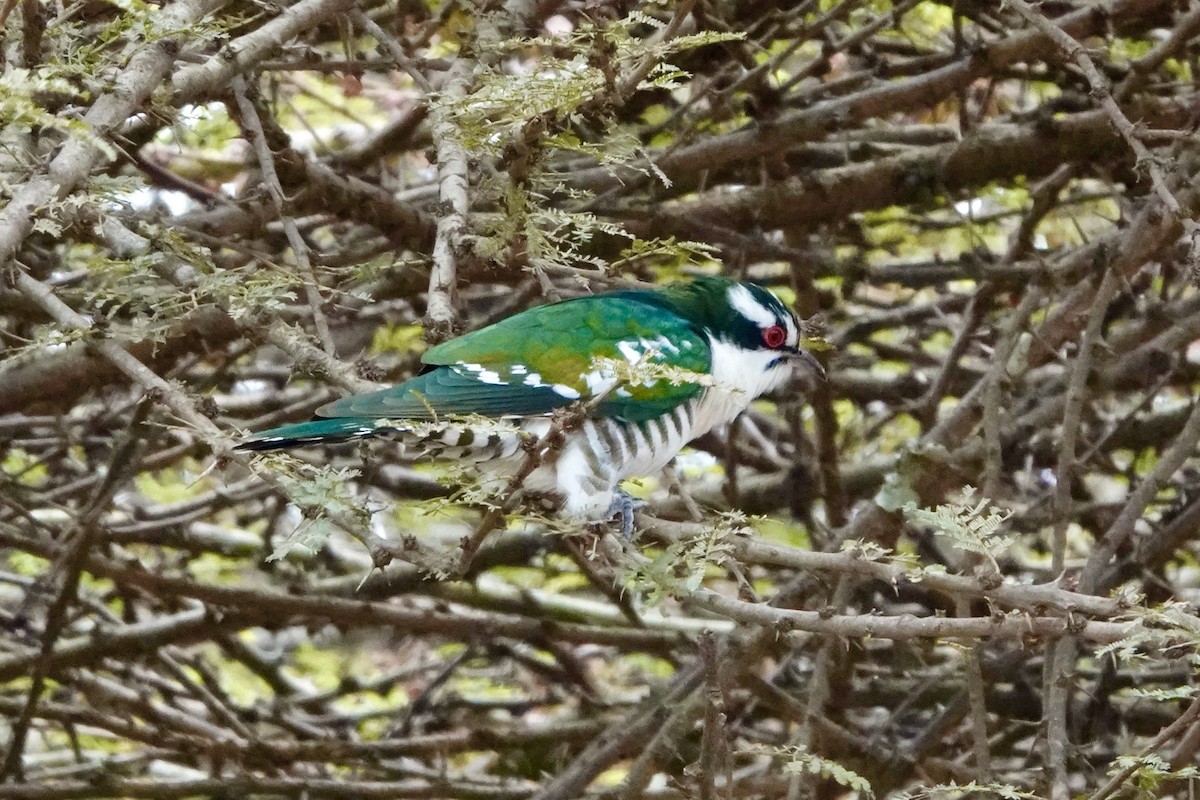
(616, 340), (642, 363)
(584, 368), (618, 394)
(552, 384), (581, 399)
(524, 373), (545, 387)
(652, 334), (680, 354)
(457, 362), (506, 385)
(510, 365), (528, 375)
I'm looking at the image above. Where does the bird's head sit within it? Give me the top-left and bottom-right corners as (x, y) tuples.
(661, 276), (825, 396)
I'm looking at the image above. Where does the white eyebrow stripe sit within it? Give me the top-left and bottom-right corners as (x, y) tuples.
(727, 284), (777, 328)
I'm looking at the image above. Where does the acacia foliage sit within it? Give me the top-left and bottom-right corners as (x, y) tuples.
(1, 0), (1200, 797)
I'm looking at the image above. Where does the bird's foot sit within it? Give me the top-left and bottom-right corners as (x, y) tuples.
(606, 490), (643, 540)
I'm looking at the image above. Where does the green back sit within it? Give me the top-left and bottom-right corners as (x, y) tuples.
(317, 293), (711, 423)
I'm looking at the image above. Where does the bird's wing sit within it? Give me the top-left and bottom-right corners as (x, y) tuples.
(316, 295), (711, 423)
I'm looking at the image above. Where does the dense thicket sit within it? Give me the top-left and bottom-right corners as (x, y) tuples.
(2, 0), (1200, 797)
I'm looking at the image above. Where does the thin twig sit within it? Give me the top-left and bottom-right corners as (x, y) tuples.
(981, 287), (1044, 497)
(696, 631), (726, 800)
(231, 76), (337, 355)
(957, 597), (992, 780)
(0, 404), (148, 780)
(1079, 398), (1200, 594)
(1052, 270), (1119, 575)
(11, 271), (407, 570)
(359, 10), (468, 340)
(1005, 0), (1189, 227)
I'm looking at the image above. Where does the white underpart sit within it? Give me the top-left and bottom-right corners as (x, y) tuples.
(690, 337), (794, 433)
(504, 334), (796, 519)
(442, 319), (800, 521)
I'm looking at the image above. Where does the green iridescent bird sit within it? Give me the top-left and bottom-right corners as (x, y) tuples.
(239, 276), (823, 525)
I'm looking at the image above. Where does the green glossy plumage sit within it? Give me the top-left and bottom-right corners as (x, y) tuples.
(239, 276), (818, 527)
(238, 276), (797, 452)
(241, 417), (376, 446)
(319, 293), (710, 422)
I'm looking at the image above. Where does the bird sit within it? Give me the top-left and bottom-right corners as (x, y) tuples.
(239, 276), (823, 531)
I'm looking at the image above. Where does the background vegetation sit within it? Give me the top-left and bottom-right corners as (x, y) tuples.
(2, 0), (1200, 797)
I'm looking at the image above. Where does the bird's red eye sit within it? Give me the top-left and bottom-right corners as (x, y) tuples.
(762, 325), (787, 349)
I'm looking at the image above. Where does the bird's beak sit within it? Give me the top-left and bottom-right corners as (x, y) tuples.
(790, 348), (826, 381)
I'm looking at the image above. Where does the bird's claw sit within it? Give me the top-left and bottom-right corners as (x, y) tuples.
(606, 490), (643, 540)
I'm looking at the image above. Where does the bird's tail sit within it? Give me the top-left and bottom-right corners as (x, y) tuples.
(237, 417), (539, 462)
(236, 418), (377, 452)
